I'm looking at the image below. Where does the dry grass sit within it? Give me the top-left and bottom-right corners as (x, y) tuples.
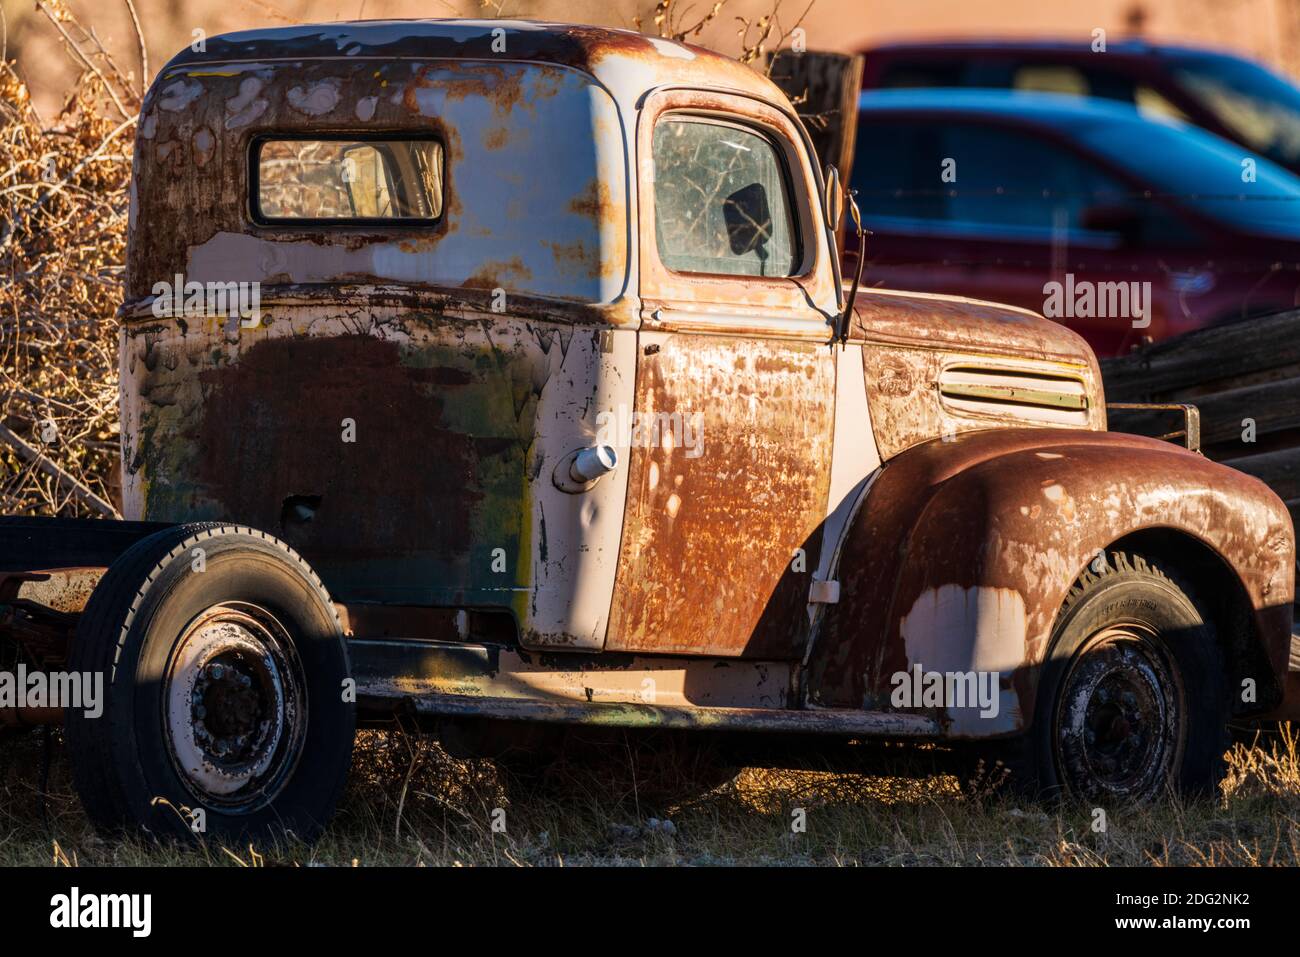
(2, 725), (1300, 866)
(0, 1), (143, 517)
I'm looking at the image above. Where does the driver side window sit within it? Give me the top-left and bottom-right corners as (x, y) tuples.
(651, 116), (800, 277)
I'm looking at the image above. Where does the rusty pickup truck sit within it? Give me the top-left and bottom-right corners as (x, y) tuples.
(0, 19), (1294, 843)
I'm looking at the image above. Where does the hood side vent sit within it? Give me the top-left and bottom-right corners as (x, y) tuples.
(939, 366), (1090, 426)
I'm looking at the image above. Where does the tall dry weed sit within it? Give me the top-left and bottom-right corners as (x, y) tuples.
(0, 2), (143, 517)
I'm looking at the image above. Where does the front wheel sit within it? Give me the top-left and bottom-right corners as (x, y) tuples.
(987, 551), (1228, 802)
(67, 524), (355, 844)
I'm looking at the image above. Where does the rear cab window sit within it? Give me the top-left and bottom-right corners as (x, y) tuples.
(254, 137), (444, 223)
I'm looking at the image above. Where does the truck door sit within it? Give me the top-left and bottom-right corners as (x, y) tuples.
(605, 90), (838, 659)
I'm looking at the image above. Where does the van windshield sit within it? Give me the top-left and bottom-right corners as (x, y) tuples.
(1074, 115), (1300, 239)
(1169, 51), (1300, 171)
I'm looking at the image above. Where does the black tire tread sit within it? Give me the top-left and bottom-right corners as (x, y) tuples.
(966, 549), (1230, 801)
(66, 522), (344, 838)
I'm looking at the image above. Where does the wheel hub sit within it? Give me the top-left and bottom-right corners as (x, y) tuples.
(1056, 626), (1182, 800)
(192, 654), (272, 763)
(164, 604), (306, 811)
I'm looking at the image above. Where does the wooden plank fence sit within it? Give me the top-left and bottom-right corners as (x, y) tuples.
(1100, 308), (1300, 542)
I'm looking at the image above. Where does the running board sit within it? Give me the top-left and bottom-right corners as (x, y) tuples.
(350, 638), (939, 737)
(375, 692), (941, 736)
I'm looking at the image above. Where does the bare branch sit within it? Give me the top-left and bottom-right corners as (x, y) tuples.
(0, 421), (120, 518)
(122, 0), (150, 97)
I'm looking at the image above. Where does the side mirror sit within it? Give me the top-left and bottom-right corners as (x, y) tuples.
(1080, 203), (1142, 244)
(722, 182), (773, 259)
(824, 164), (843, 232)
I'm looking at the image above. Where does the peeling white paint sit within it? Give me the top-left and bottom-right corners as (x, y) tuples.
(899, 584), (1027, 734)
(224, 77), (269, 129)
(287, 80), (341, 116)
(225, 100), (268, 129)
(901, 584), (1028, 674)
(183, 61), (629, 305)
(648, 37), (697, 59)
(191, 127), (215, 166)
(158, 79), (203, 112)
(226, 76), (264, 112)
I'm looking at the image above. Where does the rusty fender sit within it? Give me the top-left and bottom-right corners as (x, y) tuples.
(807, 428), (1295, 736)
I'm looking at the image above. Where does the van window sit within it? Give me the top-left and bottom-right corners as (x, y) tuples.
(255, 138), (444, 222)
(852, 119), (1194, 243)
(879, 61), (967, 88)
(1013, 65), (1089, 96)
(854, 120), (1118, 231)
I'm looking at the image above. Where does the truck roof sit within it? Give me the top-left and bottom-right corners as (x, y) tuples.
(159, 19), (784, 107)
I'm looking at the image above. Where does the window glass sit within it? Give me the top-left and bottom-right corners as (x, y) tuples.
(852, 119), (1197, 244)
(1075, 115), (1300, 239)
(850, 120), (946, 221)
(1013, 65), (1089, 96)
(880, 62), (967, 88)
(257, 138), (444, 221)
(1135, 84), (1190, 121)
(652, 117), (800, 277)
(943, 123), (1126, 231)
(1171, 53), (1300, 169)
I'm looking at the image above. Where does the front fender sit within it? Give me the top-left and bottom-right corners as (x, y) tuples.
(807, 428), (1294, 736)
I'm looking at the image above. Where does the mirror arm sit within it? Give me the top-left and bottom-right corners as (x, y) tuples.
(836, 189), (868, 347)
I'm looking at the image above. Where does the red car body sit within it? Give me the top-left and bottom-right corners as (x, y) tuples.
(851, 89), (1300, 356)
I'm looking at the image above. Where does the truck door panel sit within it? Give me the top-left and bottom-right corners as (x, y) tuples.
(605, 90), (838, 658)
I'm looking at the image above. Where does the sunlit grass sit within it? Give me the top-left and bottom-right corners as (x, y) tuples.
(2, 723), (1299, 866)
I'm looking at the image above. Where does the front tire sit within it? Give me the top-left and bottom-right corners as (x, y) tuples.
(67, 524), (355, 844)
(991, 551), (1228, 802)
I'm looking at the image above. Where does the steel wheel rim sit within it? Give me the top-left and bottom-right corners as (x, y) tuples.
(1054, 624), (1183, 800)
(162, 602), (307, 813)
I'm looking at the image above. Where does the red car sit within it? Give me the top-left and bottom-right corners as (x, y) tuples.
(860, 39), (1300, 175)
(851, 89), (1300, 355)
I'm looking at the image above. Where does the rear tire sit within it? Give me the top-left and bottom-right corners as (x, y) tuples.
(67, 524), (355, 844)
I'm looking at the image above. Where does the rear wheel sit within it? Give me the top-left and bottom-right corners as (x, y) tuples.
(67, 524), (355, 844)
